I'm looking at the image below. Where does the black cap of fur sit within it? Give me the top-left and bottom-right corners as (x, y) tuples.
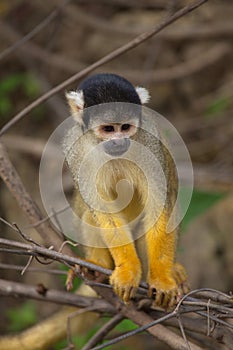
(79, 73), (141, 107)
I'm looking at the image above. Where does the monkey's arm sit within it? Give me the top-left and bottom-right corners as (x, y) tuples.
(146, 210), (188, 309)
(87, 212), (142, 303)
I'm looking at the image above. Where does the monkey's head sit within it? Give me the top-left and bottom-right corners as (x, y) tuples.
(66, 73), (150, 157)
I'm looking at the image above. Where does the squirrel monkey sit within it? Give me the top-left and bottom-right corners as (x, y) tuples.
(65, 73), (189, 309)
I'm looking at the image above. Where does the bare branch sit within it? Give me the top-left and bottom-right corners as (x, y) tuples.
(0, 0), (208, 136)
(0, 262), (67, 275)
(0, 237), (112, 276)
(81, 314), (124, 350)
(0, 143), (73, 255)
(0, 0), (71, 61)
(92, 286), (203, 350)
(0, 237), (232, 349)
(0, 279), (114, 313)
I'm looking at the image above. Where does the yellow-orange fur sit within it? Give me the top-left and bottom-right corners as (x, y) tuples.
(65, 91), (189, 308)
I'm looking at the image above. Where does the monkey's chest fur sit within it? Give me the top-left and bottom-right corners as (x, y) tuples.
(73, 157), (164, 240)
(76, 159), (148, 223)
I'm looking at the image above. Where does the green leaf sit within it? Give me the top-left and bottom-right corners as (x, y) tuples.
(0, 74), (24, 94)
(7, 301), (38, 332)
(205, 96), (231, 117)
(23, 74), (39, 97)
(182, 189), (225, 229)
(0, 73), (39, 98)
(115, 319), (137, 332)
(0, 98), (12, 115)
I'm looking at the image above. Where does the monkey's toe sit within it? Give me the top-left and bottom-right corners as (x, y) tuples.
(148, 268), (189, 309)
(110, 265), (141, 303)
(66, 268), (76, 291)
(149, 286), (180, 310)
(148, 276), (182, 310)
(114, 283), (137, 303)
(173, 263), (190, 295)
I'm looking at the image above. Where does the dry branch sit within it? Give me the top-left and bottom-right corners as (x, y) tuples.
(2, 1), (232, 349)
(0, 236), (232, 349)
(0, 0), (71, 61)
(0, 0), (208, 136)
(0, 279), (114, 313)
(0, 143), (73, 255)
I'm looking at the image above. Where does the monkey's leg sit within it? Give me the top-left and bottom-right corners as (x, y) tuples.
(81, 211), (114, 270)
(84, 247), (114, 270)
(146, 211), (182, 309)
(95, 213), (142, 303)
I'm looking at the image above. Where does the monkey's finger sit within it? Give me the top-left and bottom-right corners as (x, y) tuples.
(151, 288), (178, 310)
(122, 286), (135, 303)
(154, 289), (164, 307)
(148, 287), (156, 300)
(115, 283), (137, 303)
(178, 281), (190, 295)
(129, 286), (137, 300)
(173, 263), (188, 285)
(113, 283), (125, 299)
(166, 291), (178, 310)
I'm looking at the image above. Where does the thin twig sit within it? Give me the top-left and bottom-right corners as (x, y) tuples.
(0, 237), (112, 276)
(0, 279), (114, 313)
(0, 262), (67, 275)
(177, 314), (191, 350)
(90, 311), (178, 350)
(82, 314), (124, 350)
(13, 222), (41, 246)
(195, 310), (233, 330)
(25, 205), (70, 229)
(0, 0), (71, 61)
(65, 307), (100, 350)
(0, 143), (74, 256)
(0, 0), (208, 136)
(21, 255), (34, 275)
(90, 308), (203, 350)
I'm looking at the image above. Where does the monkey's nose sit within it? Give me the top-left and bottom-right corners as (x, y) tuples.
(111, 138), (126, 146)
(103, 138), (130, 156)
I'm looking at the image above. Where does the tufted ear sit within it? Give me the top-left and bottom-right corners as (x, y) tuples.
(135, 87), (150, 104)
(65, 90), (85, 125)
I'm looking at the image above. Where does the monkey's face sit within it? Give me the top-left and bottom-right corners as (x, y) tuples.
(95, 122), (137, 157)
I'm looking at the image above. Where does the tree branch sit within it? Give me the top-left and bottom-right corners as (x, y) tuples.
(0, 0), (208, 136)
(0, 279), (114, 313)
(0, 143), (74, 256)
(0, 0), (71, 61)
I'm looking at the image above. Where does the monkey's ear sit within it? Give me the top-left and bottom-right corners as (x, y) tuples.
(135, 87), (150, 104)
(65, 90), (85, 125)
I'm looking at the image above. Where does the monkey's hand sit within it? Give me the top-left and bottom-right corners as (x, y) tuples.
(148, 274), (179, 310)
(110, 262), (142, 303)
(148, 263), (189, 310)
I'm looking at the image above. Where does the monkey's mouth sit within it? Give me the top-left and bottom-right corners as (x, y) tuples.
(103, 138), (130, 157)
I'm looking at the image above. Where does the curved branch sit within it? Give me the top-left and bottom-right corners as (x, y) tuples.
(0, 279), (114, 312)
(0, 0), (208, 136)
(0, 0), (71, 61)
(0, 143), (67, 251)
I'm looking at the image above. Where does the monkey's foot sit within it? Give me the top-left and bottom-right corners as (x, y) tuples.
(110, 264), (142, 303)
(148, 275), (181, 310)
(66, 268), (76, 291)
(66, 264), (91, 291)
(173, 262), (190, 295)
(148, 264), (189, 309)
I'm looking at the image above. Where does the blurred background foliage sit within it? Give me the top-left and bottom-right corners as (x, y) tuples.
(0, 0), (232, 349)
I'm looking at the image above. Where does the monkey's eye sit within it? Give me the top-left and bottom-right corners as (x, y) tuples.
(121, 124), (131, 131)
(102, 125), (115, 132)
